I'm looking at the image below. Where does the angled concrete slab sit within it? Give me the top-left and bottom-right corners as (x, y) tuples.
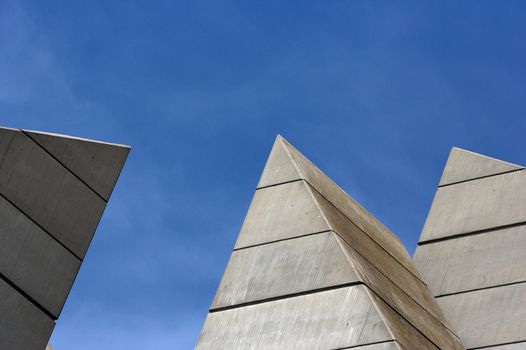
(257, 135), (301, 188)
(197, 285), (392, 350)
(0, 196), (81, 318)
(311, 186), (448, 326)
(234, 180), (330, 249)
(439, 147), (522, 186)
(0, 128), (106, 258)
(24, 129), (130, 201)
(415, 225), (526, 296)
(212, 231), (359, 309)
(282, 137), (423, 281)
(0, 278), (55, 350)
(436, 283), (526, 349)
(420, 169), (526, 242)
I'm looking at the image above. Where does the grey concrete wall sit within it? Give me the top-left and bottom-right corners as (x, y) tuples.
(197, 136), (463, 350)
(415, 147), (526, 349)
(0, 126), (129, 350)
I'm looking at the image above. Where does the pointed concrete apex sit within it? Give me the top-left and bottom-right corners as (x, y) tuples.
(23, 129), (130, 200)
(439, 147), (523, 186)
(257, 135), (301, 188)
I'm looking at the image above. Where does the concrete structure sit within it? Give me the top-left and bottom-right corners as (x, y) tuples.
(414, 148), (526, 349)
(0, 126), (129, 350)
(196, 136), (464, 350)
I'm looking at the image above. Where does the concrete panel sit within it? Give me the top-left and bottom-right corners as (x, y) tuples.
(312, 188), (448, 326)
(212, 232), (359, 309)
(365, 288), (439, 350)
(257, 135), (301, 189)
(282, 138), (423, 280)
(346, 243), (463, 350)
(0, 128), (106, 258)
(420, 170), (526, 242)
(414, 225), (526, 296)
(0, 196), (81, 318)
(437, 283), (526, 349)
(234, 181), (329, 249)
(24, 129), (130, 201)
(438, 147), (522, 186)
(197, 285), (392, 350)
(0, 278), (55, 350)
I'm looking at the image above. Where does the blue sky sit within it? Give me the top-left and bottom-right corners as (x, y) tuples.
(1, 1), (525, 349)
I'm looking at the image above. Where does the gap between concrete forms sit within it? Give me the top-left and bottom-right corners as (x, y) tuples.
(438, 168), (525, 188)
(209, 281), (364, 313)
(330, 340), (399, 350)
(21, 130), (108, 203)
(0, 271), (57, 321)
(256, 178), (303, 190)
(0, 192), (83, 262)
(469, 339), (526, 349)
(418, 221), (526, 246)
(233, 230), (333, 251)
(436, 280), (526, 299)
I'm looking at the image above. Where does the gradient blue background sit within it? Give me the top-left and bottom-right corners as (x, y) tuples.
(1, 1), (525, 348)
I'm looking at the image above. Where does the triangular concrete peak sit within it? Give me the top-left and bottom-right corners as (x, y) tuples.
(257, 135), (302, 188)
(439, 147), (523, 186)
(23, 129), (130, 201)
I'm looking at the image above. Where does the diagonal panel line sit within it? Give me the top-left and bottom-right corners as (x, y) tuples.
(0, 270), (57, 321)
(209, 281), (364, 313)
(0, 192), (83, 262)
(21, 130), (108, 203)
(438, 168), (524, 188)
(436, 280), (526, 298)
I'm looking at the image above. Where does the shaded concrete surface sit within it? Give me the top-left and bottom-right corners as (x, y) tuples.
(196, 136), (463, 350)
(415, 148), (526, 349)
(0, 126), (129, 350)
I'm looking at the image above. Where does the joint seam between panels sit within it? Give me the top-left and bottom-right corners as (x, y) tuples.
(0, 192), (83, 262)
(332, 229), (460, 338)
(304, 181), (427, 285)
(329, 340), (399, 350)
(364, 285), (444, 350)
(256, 178), (303, 190)
(0, 271), (57, 321)
(468, 340), (526, 349)
(418, 221), (526, 246)
(436, 280), (526, 298)
(233, 230), (333, 251)
(209, 281), (364, 313)
(21, 129), (108, 203)
(438, 168), (525, 188)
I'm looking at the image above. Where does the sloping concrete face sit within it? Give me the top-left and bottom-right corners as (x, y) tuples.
(415, 148), (526, 349)
(197, 136), (463, 350)
(0, 126), (129, 350)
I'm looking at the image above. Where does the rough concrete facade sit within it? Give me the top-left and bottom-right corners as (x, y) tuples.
(0, 126), (129, 350)
(196, 136), (464, 350)
(414, 148), (526, 349)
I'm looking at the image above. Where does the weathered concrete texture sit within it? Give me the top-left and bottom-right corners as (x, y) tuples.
(415, 148), (526, 350)
(436, 283), (526, 349)
(24, 129), (130, 201)
(0, 278), (55, 350)
(198, 285), (392, 350)
(415, 224), (526, 296)
(212, 231), (359, 309)
(420, 169), (526, 242)
(0, 126), (129, 349)
(438, 147), (522, 186)
(0, 128), (106, 259)
(234, 180), (330, 249)
(340, 342), (403, 350)
(0, 196), (81, 318)
(314, 187), (449, 327)
(199, 136), (463, 350)
(256, 135), (423, 281)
